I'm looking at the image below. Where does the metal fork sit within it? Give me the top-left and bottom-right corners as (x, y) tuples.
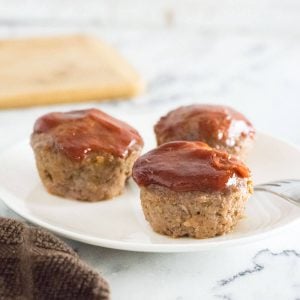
(255, 179), (300, 207)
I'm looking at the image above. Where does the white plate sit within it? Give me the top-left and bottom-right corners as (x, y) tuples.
(0, 112), (300, 252)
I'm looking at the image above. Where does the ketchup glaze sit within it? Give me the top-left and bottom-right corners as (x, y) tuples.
(132, 141), (250, 192)
(33, 109), (144, 161)
(154, 104), (255, 146)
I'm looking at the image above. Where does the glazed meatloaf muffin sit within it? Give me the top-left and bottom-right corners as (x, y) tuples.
(154, 104), (255, 159)
(31, 108), (143, 202)
(132, 141), (253, 239)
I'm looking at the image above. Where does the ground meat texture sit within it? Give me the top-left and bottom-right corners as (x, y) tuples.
(154, 104), (255, 159)
(31, 133), (141, 201)
(31, 109), (143, 202)
(132, 141), (253, 239)
(140, 178), (253, 239)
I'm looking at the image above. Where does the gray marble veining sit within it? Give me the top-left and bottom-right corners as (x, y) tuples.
(215, 249), (300, 300)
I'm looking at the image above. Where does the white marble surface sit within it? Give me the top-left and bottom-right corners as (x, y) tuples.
(1, 1), (300, 299)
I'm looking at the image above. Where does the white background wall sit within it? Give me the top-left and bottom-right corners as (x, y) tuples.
(0, 0), (300, 34)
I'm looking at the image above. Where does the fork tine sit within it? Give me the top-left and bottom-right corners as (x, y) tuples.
(254, 179), (300, 207)
(259, 183), (281, 187)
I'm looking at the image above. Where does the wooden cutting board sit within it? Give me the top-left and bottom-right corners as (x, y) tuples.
(0, 35), (143, 109)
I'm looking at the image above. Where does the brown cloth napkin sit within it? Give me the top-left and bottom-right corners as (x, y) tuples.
(0, 217), (110, 300)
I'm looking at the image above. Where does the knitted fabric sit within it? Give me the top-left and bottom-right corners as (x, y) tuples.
(0, 218), (110, 300)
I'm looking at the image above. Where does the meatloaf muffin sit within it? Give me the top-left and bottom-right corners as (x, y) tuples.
(132, 141), (253, 239)
(154, 104), (255, 159)
(31, 108), (143, 201)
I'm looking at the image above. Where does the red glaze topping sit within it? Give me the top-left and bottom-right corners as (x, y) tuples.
(132, 141), (250, 192)
(155, 104), (255, 147)
(33, 109), (144, 161)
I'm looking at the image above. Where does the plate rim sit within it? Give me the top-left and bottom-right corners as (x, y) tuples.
(0, 131), (300, 252)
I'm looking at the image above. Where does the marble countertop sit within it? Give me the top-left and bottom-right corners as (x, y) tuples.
(1, 1), (300, 299)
